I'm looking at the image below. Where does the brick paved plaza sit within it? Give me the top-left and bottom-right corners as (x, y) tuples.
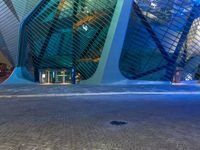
(0, 85), (200, 150)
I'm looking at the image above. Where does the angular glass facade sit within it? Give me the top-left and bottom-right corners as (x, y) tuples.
(119, 0), (200, 81)
(1, 0), (200, 84)
(20, 0), (117, 81)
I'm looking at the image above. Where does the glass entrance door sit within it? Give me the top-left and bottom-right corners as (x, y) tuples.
(39, 69), (73, 84)
(40, 70), (50, 84)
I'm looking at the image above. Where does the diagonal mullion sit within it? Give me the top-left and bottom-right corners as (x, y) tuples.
(164, 4), (199, 81)
(133, 2), (171, 62)
(37, 0), (64, 67)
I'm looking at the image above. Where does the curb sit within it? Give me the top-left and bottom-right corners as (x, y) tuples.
(0, 91), (200, 98)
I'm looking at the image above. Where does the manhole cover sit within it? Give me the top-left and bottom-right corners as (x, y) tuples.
(110, 120), (128, 126)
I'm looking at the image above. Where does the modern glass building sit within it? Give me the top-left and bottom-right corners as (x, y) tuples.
(0, 0), (200, 84)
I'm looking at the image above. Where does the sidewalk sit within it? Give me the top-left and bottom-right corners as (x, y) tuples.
(0, 84), (200, 97)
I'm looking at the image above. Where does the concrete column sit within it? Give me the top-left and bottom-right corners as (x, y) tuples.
(82, 0), (133, 85)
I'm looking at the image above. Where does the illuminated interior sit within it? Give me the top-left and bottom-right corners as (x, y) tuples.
(19, 0), (117, 83)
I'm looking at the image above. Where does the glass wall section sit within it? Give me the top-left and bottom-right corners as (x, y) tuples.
(0, 32), (12, 66)
(39, 69), (72, 84)
(119, 0), (200, 82)
(0, 0), (41, 83)
(22, 0), (117, 82)
(0, 32), (13, 83)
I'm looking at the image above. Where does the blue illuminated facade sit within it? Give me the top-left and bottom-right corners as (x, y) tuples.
(0, 0), (200, 84)
(120, 0), (200, 82)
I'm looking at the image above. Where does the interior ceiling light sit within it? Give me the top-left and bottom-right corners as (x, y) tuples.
(82, 25), (89, 31)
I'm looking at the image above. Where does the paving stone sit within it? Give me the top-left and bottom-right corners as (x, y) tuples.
(0, 93), (200, 149)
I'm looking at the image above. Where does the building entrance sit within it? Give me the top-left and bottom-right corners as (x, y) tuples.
(39, 69), (76, 84)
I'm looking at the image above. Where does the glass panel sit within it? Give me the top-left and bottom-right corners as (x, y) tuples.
(56, 70), (64, 83)
(120, 0), (200, 82)
(40, 70), (49, 83)
(23, 0), (118, 81)
(65, 70), (72, 84)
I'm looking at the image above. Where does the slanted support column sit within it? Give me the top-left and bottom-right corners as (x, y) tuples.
(81, 0), (133, 85)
